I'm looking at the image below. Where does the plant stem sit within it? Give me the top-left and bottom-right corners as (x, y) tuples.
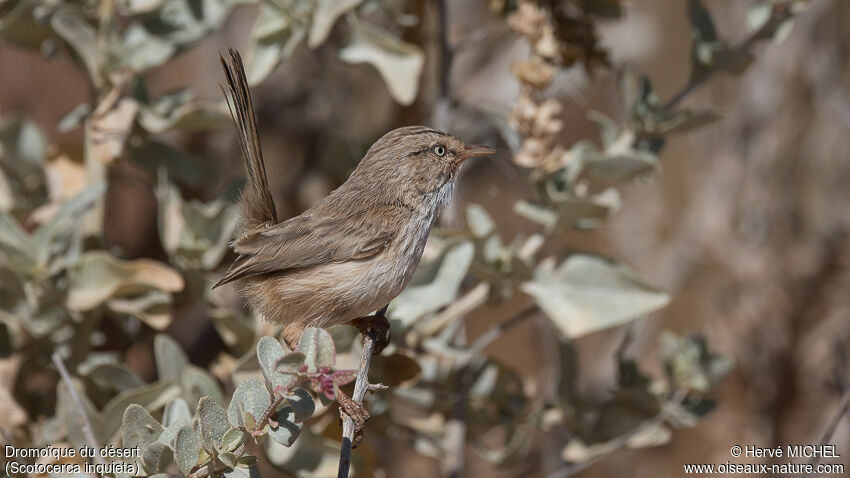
(337, 328), (378, 478)
(52, 352), (104, 465)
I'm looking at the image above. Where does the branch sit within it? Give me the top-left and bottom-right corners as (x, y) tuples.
(664, 2), (795, 111)
(546, 390), (688, 478)
(337, 327), (379, 478)
(52, 352), (104, 465)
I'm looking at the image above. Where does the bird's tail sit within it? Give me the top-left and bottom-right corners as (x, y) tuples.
(220, 47), (277, 230)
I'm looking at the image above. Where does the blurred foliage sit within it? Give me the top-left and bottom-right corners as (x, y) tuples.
(0, 0), (808, 477)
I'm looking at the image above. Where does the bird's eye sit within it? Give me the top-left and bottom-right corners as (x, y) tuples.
(433, 145), (447, 157)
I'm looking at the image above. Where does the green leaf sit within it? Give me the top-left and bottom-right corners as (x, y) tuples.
(522, 255), (670, 338)
(50, 8), (103, 87)
(182, 365), (225, 408)
(267, 405), (301, 447)
(258, 336), (300, 390)
(514, 200), (557, 230)
(582, 151), (659, 184)
(78, 355), (144, 393)
(108, 291), (174, 331)
(112, 23), (176, 73)
(286, 388), (315, 423)
(221, 428), (247, 452)
(246, 3), (308, 84)
(155, 334), (189, 383)
(275, 352), (306, 374)
(227, 377), (271, 430)
(160, 397), (191, 448)
(123, 404), (163, 448)
(309, 0), (362, 48)
(56, 380), (105, 448)
(197, 396), (230, 453)
(66, 251), (184, 311)
(224, 464), (261, 478)
(57, 103), (91, 133)
(391, 241), (474, 326)
(32, 182), (105, 268)
(465, 204), (496, 238)
(297, 328), (336, 372)
(141, 441), (172, 474)
(339, 19), (425, 105)
(102, 381), (182, 441)
(174, 425), (200, 475)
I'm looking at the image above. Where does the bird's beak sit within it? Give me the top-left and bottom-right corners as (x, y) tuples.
(457, 144), (495, 163)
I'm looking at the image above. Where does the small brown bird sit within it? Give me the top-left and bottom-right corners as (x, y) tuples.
(215, 48), (493, 352)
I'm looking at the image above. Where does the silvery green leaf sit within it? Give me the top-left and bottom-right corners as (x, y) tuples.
(175, 425), (200, 475)
(138, 100), (230, 134)
(122, 404), (163, 448)
(391, 241), (474, 327)
(81, 361), (144, 393)
(141, 441), (172, 474)
(221, 428), (246, 452)
(219, 450), (238, 468)
(0, 211), (37, 272)
(116, 0), (165, 14)
(209, 306), (255, 355)
(33, 182), (105, 267)
(108, 291), (173, 331)
(227, 377), (271, 430)
(339, 19), (425, 105)
(182, 365), (225, 408)
(155, 333), (189, 383)
(514, 200), (557, 230)
(102, 381), (182, 441)
(587, 110), (621, 148)
(265, 428), (345, 474)
(465, 204), (496, 238)
(57, 103), (91, 133)
(113, 23), (176, 72)
(224, 464), (261, 478)
(160, 398), (191, 448)
(275, 352), (306, 374)
(267, 405), (301, 447)
(286, 388), (315, 422)
(66, 252), (184, 312)
(257, 336), (294, 390)
(582, 150), (659, 184)
(309, 0), (362, 48)
(246, 4), (307, 84)
(50, 8), (103, 87)
(197, 396), (230, 452)
(554, 191), (621, 230)
(297, 328), (336, 372)
(522, 255), (670, 338)
(0, 115), (46, 164)
(57, 380), (105, 448)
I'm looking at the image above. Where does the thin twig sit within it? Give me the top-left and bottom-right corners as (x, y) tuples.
(807, 390), (850, 466)
(546, 390), (688, 478)
(468, 305), (539, 357)
(337, 329), (378, 478)
(52, 352), (103, 464)
(664, 2), (794, 111)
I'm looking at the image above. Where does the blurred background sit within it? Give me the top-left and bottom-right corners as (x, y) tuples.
(1, 0), (848, 477)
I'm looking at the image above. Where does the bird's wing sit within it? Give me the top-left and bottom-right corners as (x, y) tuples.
(213, 211), (394, 287)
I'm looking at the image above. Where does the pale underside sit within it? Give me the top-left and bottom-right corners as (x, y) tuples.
(237, 180), (454, 347)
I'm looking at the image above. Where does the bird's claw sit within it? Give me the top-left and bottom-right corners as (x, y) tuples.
(350, 310), (391, 355)
(337, 390), (370, 448)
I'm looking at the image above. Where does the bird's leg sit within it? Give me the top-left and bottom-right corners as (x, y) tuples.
(349, 305), (391, 355)
(337, 389), (371, 448)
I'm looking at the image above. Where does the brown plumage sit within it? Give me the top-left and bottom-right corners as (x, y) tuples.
(216, 49), (493, 347)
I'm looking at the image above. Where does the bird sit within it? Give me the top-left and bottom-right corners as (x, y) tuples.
(215, 48), (494, 354)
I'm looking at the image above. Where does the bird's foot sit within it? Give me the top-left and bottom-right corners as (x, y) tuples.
(337, 390), (370, 448)
(350, 309), (391, 355)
